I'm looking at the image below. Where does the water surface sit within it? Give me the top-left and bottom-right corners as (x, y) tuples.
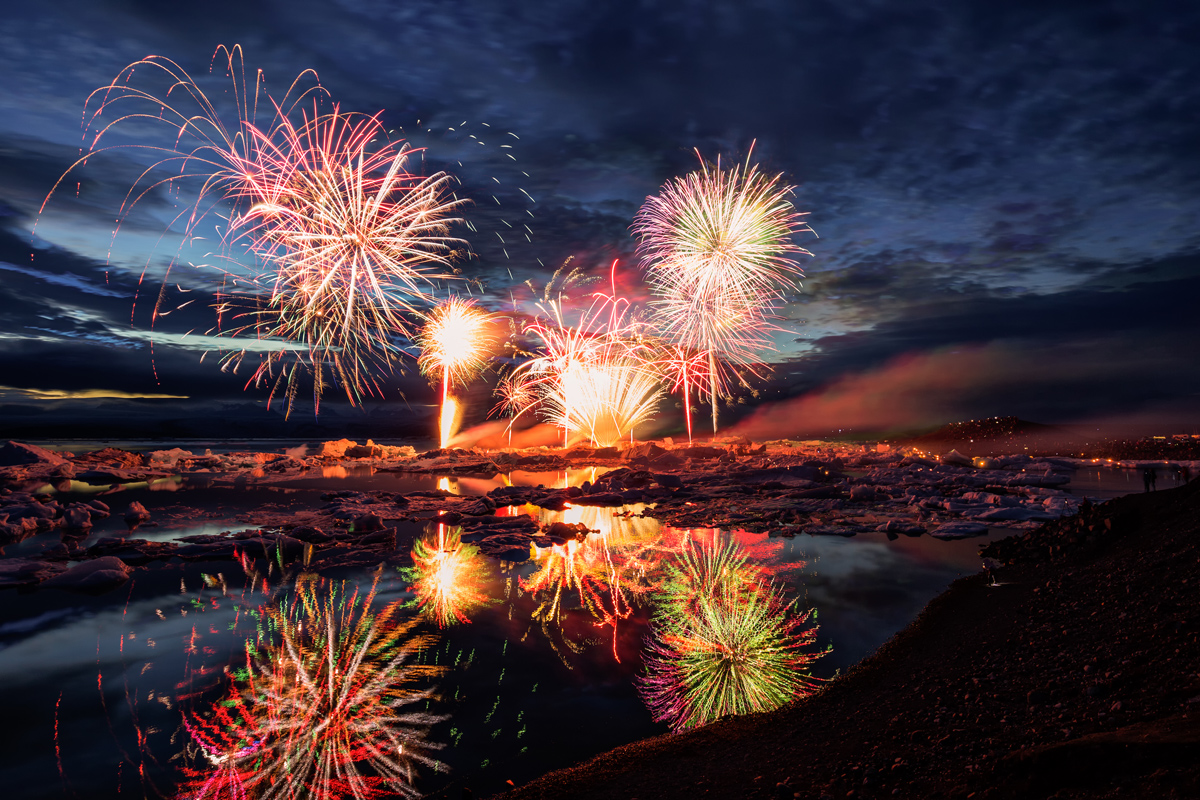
(0, 469), (1016, 799)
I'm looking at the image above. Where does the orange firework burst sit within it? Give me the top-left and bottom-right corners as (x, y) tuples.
(633, 147), (815, 434)
(502, 263), (662, 447)
(408, 525), (494, 627)
(415, 297), (499, 446)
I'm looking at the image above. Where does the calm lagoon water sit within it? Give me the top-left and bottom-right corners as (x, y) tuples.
(1, 464), (1020, 799)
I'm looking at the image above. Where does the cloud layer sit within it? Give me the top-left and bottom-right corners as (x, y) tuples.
(1, 1), (1198, 429)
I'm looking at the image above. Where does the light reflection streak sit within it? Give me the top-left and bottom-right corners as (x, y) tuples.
(521, 504), (683, 663)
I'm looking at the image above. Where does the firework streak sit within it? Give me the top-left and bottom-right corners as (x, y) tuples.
(638, 536), (828, 731)
(176, 577), (444, 799)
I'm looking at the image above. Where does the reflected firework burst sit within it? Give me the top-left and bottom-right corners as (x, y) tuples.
(639, 538), (827, 731)
(408, 525), (494, 627)
(522, 504), (676, 663)
(177, 577), (444, 799)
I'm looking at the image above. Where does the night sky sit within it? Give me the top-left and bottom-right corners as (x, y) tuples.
(2, 0), (1199, 438)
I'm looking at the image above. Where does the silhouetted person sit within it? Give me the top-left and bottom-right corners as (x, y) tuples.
(1142, 467), (1158, 491)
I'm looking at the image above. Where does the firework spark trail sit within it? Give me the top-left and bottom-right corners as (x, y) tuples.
(638, 536), (827, 731)
(177, 577), (445, 799)
(645, 342), (712, 445)
(415, 297), (499, 446)
(633, 148), (814, 435)
(408, 524), (495, 627)
(43, 47), (472, 413)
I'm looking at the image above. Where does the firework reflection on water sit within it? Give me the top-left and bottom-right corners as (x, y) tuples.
(638, 534), (828, 731)
(75, 501), (818, 797)
(176, 575), (445, 799)
(407, 524), (495, 628)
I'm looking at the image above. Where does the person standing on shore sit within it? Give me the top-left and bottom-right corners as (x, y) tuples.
(1142, 467), (1157, 491)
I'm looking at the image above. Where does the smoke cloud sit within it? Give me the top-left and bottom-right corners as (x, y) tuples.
(731, 338), (1189, 439)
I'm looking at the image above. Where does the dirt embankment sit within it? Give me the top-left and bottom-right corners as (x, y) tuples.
(499, 480), (1200, 800)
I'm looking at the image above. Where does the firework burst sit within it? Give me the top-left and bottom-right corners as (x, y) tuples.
(177, 577), (445, 799)
(639, 537), (827, 731)
(415, 297), (499, 446)
(46, 47), (469, 413)
(220, 109), (469, 409)
(501, 263), (663, 447)
(633, 149), (814, 434)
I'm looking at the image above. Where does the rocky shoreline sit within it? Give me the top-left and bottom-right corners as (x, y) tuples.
(6, 436), (1193, 593)
(495, 478), (1200, 800)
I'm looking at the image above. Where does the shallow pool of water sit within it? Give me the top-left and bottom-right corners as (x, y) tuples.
(0, 470), (1018, 799)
